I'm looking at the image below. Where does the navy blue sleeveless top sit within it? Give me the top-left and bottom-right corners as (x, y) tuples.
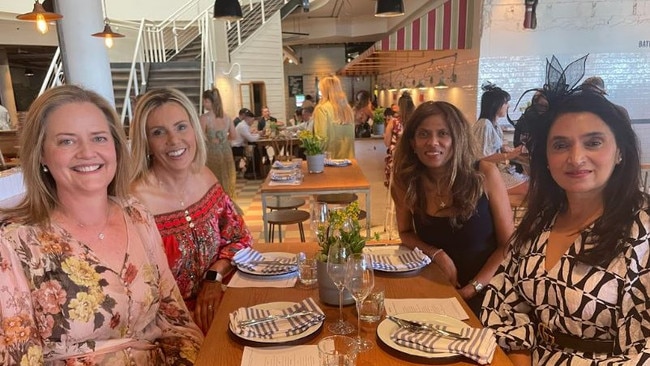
(413, 194), (497, 315)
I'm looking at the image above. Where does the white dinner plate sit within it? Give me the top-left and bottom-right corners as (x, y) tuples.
(325, 159), (351, 167)
(364, 246), (429, 273)
(229, 301), (323, 344)
(376, 312), (468, 359)
(237, 252), (297, 276)
(272, 161), (300, 170)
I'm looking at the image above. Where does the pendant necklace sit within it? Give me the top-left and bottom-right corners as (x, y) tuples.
(435, 182), (449, 209)
(157, 173), (190, 209)
(75, 203), (112, 240)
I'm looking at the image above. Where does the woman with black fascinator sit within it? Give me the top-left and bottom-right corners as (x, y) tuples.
(474, 83), (528, 194)
(481, 56), (650, 365)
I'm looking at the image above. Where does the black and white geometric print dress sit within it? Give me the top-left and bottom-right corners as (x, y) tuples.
(481, 209), (650, 365)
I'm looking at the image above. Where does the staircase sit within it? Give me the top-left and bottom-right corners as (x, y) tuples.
(111, 0), (300, 118)
(111, 62), (146, 116)
(171, 35), (202, 62)
(227, 0), (286, 50)
(146, 61), (202, 110)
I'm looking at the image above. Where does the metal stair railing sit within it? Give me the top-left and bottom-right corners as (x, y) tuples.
(38, 0), (292, 123)
(227, 0), (286, 50)
(39, 47), (63, 96)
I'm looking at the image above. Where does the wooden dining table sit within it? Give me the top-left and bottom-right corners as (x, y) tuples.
(195, 242), (513, 366)
(260, 159), (372, 241)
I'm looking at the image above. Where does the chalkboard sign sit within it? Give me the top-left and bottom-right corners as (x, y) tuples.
(288, 75), (303, 97)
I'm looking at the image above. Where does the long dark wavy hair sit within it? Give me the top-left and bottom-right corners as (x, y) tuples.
(511, 91), (646, 266)
(392, 101), (483, 228)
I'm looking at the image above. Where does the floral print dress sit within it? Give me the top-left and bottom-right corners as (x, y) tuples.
(481, 209), (650, 365)
(154, 183), (252, 311)
(0, 197), (203, 365)
(384, 116), (403, 188)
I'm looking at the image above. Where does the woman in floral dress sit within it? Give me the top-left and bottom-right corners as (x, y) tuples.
(129, 88), (253, 334)
(384, 92), (415, 188)
(200, 89), (237, 201)
(481, 91), (650, 364)
(0, 85), (202, 365)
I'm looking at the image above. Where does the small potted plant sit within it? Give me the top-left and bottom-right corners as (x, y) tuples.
(315, 202), (367, 305)
(372, 108), (386, 135)
(298, 130), (326, 173)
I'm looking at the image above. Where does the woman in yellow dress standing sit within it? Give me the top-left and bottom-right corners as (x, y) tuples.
(314, 76), (355, 159)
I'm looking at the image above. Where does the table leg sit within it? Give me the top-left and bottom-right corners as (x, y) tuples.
(365, 190), (371, 238)
(262, 193), (269, 242)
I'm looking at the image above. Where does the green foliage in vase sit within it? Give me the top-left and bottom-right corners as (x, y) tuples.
(316, 202), (375, 262)
(298, 130), (325, 156)
(373, 108), (386, 125)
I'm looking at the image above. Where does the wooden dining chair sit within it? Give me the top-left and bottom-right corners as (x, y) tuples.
(509, 193), (527, 228)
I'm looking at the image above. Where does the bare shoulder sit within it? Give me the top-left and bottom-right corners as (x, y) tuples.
(199, 165), (219, 187)
(478, 160), (500, 179)
(478, 161), (510, 203)
(129, 179), (167, 214)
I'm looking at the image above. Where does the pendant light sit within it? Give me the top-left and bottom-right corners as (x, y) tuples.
(214, 0), (243, 22)
(434, 78), (449, 89)
(16, 1), (63, 34)
(375, 0), (404, 18)
(92, 0), (124, 48)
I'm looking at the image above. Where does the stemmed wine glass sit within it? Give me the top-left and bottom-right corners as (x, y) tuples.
(311, 202), (328, 244)
(344, 253), (375, 351)
(326, 243), (355, 334)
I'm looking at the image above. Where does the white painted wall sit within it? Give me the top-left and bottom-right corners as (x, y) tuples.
(223, 12), (286, 122)
(479, 0), (650, 161)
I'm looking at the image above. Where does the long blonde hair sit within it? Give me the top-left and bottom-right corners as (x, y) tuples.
(1, 85), (130, 225)
(316, 76), (354, 124)
(129, 88), (207, 185)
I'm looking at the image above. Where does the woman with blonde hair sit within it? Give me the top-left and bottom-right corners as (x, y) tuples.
(129, 88), (252, 333)
(0, 85), (202, 364)
(314, 76), (355, 159)
(200, 88), (237, 201)
(391, 101), (513, 315)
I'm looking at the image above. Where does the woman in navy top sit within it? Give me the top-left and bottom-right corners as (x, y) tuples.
(391, 101), (514, 314)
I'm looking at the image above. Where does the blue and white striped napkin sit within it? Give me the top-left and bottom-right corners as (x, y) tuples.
(232, 247), (296, 274)
(390, 326), (497, 365)
(230, 297), (325, 339)
(370, 247), (431, 271)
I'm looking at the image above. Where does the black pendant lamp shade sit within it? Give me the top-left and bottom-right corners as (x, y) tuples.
(214, 0), (243, 21)
(375, 0), (405, 17)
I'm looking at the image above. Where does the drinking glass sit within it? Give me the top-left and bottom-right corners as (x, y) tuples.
(344, 253), (375, 351)
(327, 243), (354, 334)
(311, 202), (328, 244)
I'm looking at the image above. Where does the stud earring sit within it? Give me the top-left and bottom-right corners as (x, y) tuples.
(42, 165), (49, 172)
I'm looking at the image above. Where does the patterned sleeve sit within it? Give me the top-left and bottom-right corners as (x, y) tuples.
(0, 226), (44, 365)
(216, 190), (253, 261)
(127, 199), (204, 364)
(480, 249), (536, 352)
(473, 119), (501, 158)
(609, 210), (650, 364)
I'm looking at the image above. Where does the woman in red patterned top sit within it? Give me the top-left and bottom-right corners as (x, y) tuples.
(129, 88), (253, 333)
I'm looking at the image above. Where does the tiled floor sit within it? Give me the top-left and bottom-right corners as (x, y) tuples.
(233, 138), (398, 243)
